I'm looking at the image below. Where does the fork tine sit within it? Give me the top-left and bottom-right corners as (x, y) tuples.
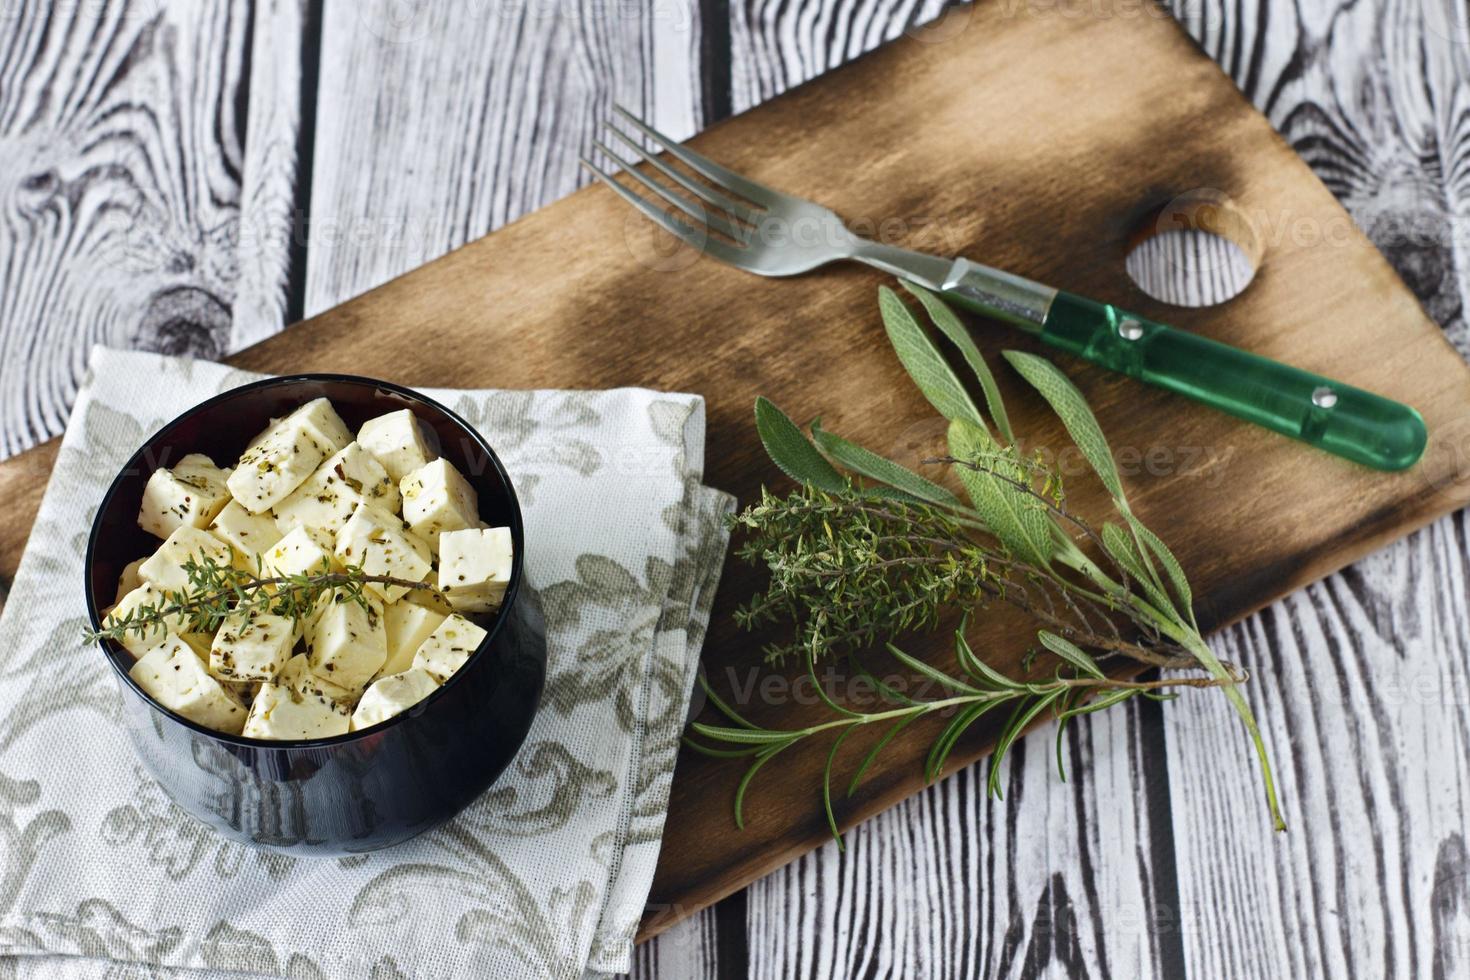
(590, 139), (752, 244)
(579, 157), (751, 268)
(612, 104), (797, 210)
(604, 125), (765, 225)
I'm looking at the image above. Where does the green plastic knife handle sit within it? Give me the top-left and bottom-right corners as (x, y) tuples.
(1037, 291), (1427, 471)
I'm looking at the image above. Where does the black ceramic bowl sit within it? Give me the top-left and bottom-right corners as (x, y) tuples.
(84, 374), (546, 855)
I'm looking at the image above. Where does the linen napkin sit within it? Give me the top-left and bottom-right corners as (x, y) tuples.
(0, 348), (734, 980)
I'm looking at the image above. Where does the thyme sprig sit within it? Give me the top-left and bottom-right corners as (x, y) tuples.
(86, 553), (438, 645)
(687, 282), (1285, 839)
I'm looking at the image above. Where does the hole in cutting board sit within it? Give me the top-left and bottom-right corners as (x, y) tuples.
(1124, 190), (1262, 307)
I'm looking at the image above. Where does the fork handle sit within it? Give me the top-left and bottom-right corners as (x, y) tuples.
(938, 262), (1427, 471)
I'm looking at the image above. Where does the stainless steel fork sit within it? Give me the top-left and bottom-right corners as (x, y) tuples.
(583, 106), (1426, 472)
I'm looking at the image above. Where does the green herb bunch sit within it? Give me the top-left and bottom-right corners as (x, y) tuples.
(86, 553), (434, 646)
(686, 283), (1284, 841)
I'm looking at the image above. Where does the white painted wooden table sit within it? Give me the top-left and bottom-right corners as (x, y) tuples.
(2, 1), (1467, 976)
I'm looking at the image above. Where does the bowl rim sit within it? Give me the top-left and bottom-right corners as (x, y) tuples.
(84, 372), (526, 751)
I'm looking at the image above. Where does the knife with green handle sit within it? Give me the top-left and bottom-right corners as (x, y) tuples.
(933, 258), (1428, 472)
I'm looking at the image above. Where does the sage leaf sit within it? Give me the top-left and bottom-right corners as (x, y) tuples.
(1003, 350), (1179, 602)
(810, 421), (960, 506)
(754, 397), (846, 492)
(879, 286), (984, 427)
(947, 417), (1055, 568)
(900, 281), (1014, 442)
(1132, 520), (1196, 626)
(1001, 349), (1125, 504)
(1037, 630), (1105, 679)
(1100, 522), (1175, 617)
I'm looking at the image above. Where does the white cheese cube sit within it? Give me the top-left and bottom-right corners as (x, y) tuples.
(208, 500), (282, 563)
(137, 525), (235, 592)
(379, 600), (446, 677)
(401, 585), (456, 616)
(399, 459), (479, 552)
(244, 399), (351, 454)
(335, 503), (432, 603)
(210, 609), (294, 682)
(175, 631), (217, 661)
(242, 657), (353, 741)
(306, 589), (387, 690)
(223, 679), (262, 704)
(438, 527), (513, 613)
(228, 418), (330, 514)
(357, 410), (436, 482)
(105, 583), (194, 657)
(351, 668), (440, 731)
(114, 557), (146, 605)
(279, 651), (356, 705)
(284, 398), (353, 455)
(274, 442), (400, 536)
(261, 525), (339, 579)
(411, 613), (487, 683)
(137, 453), (233, 539)
(129, 635), (246, 735)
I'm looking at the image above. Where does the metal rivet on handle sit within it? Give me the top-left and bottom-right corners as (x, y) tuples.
(1118, 317), (1144, 341)
(1312, 386), (1338, 409)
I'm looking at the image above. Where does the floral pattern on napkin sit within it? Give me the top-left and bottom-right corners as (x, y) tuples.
(0, 348), (733, 980)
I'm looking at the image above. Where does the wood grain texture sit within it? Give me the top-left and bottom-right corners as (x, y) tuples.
(231, 0), (310, 347)
(304, 0), (702, 313)
(1152, 2), (1470, 977)
(724, 2), (1470, 976)
(0, 1), (1466, 977)
(0, 0), (252, 457)
(167, 2), (1468, 947)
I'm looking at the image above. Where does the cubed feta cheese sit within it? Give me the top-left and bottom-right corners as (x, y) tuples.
(208, 500), (282, 563)
(274, 442), (400, 535)
(357, 410), (436, 482)
(335, 503), (432, 603)
(306, 588), (387, 690)
(411, 613), (487, 683)
(285, 398), (353, 455)
(401, 585), (456, 616)
(210, 609), (294, 682)
(137, 453), (233, 539)
(175, 632), (216, 660)
(379, 600), (446, 677)
(129, 635), (246, 735)
(399, 459), (479, 552)
(227, 418), (330, 514)
(279, 651), (356, 705)
(242, 658), (353, 741)
(438, 527), (513, 613)
(105, 583), (195, 657)
(261, 525), (339, 579)
(351, 668), (440, 731)
(114, 557), (146, 605)
(137, 525), (235, 592)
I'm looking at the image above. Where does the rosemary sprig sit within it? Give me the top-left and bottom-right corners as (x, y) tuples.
(86, 553), (438, 645)
(689, 281), (1286, 838)
(687, 638), (1244, 847)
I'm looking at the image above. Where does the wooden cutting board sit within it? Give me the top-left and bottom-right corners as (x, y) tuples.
(3, 1), (1469, 941)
